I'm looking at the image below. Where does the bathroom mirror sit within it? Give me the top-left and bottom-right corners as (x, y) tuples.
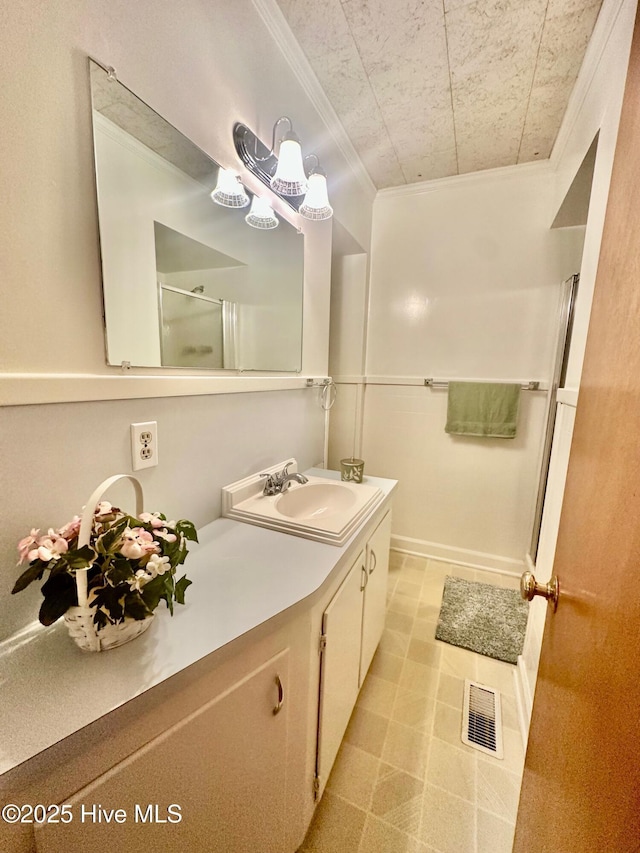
(89, 60), (304, 371)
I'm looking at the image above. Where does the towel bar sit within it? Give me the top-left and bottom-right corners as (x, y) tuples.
(424, 379), (540, 391)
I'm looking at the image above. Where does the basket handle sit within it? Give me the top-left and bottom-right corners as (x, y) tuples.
(76, 475), (144, 608)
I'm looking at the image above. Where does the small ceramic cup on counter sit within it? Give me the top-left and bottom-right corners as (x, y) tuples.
(340, 457), (365, 483)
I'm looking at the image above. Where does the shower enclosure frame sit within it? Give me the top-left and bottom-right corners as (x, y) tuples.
(157, 282), (238, 370)
(528, 272), (580, 564)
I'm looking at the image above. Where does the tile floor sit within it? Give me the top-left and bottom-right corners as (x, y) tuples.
(299, 552), (525, 853)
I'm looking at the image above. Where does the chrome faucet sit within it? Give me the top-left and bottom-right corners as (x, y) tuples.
(260, 463), (309, 495)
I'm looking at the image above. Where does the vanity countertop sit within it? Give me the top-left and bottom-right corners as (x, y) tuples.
(0, 469), (395, 776)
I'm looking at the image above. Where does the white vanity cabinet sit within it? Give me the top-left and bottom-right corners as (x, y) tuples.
(360, 510), (392, 685)
(34, 647), (292, 853)
(315, 509), (392, 797)
(1, 475), (396, 853)
(316, 548), (366, 797)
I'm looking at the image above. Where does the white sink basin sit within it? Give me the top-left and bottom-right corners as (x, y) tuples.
(222, 463), (383, 546)
(275, 482), (358, 521)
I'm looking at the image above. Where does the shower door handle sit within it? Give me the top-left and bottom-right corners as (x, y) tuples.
(520, 571), (559, 612)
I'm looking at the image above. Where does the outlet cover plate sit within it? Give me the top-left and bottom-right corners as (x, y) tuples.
(131, 421), (158, 470)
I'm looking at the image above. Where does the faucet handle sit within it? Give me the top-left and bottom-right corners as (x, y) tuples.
(260, 472), (279, 495)
(279, 462), (292, 478)
(260, 463), (296, 496)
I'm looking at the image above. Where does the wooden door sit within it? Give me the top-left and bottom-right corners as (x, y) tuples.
(514, 9), (640, 852)
(360, 510), (391, 685)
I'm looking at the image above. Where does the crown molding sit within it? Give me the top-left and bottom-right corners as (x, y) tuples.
(550, 0), (628, 170)
(251, 0), (377, 202)
(376, 158), (554, 200)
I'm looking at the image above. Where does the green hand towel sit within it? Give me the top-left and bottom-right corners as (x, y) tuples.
(445, 382), (521, 439)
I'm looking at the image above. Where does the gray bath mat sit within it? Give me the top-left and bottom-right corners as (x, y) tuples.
(435, 576), (528, 664)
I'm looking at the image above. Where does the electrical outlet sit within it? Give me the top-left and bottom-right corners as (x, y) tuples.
(131, 421), (158, 470)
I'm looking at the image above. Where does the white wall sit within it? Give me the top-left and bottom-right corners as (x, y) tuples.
(0, 390), (325, 642)
(0, 0), (374, 643)
(349, 166), (583, 570)
(328, 252), (368, 468)
(0, 0), (373, 379)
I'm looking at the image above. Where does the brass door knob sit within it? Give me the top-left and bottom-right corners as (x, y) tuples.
(520, 571), (559, 612)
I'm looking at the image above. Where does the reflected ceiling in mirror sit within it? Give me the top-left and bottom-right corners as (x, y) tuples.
(89, 60), (304, 372)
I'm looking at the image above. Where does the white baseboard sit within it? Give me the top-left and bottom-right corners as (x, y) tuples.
(514, 654), (533, 750)
(391, 534), (524, 577)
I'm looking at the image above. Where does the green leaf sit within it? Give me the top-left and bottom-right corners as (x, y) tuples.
(161, 534), (189, 567)
(158, 535), (179, 562)
(123, 591), (153, 621)
(64, 545), (96, 569)
(140, 574), (165, 613)
(91, 583), (126, 623)
(174, 575), (192, 605)
(11, 561), (47, 594)
(175, 520), (198, 543)
(39, 573), (77, 626)
(162, 574), (175, 615)
(177, 539), (190, 565)
(106, 558), (135, 586)
(96, 517), (129, 555)
(93, 608), (109, 630)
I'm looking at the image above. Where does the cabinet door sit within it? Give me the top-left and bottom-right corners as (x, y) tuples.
(35, 649), (289, 853)
(360, 510), (392, 685)
(316, 550), (365, 797)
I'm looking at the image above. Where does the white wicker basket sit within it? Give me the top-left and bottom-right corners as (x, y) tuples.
(64, 606), (153, 652)
(63, 474), (154, 653)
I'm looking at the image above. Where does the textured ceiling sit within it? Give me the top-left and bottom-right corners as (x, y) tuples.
(275, 0), (604, 188)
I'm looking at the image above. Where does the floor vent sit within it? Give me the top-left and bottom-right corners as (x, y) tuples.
(461, 680), (503, 759)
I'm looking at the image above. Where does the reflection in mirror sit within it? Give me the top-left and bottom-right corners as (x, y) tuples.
(89, 60), (304, 371)
(155, 223), (238, 369)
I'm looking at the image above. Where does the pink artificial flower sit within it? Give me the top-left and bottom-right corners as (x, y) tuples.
(17, 529), (40, 564)
(139, 512), (165, 529)
(29, 531), (69, 563)
(95, 501), (115, 517)
(154, 529), (177, 543)
(58, 516), (81, 541)
(120, 528), (159, 560)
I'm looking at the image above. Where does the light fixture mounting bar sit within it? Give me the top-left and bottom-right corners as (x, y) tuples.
(233, 122), (302, 211)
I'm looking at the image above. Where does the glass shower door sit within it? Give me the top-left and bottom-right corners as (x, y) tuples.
(159, 284), (237, 369)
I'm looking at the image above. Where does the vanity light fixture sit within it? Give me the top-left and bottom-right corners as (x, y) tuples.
(233, 119), (333, 220)
(269, 118), (307, 196)
(210, 167), (250, 208)
(298, 159), (333, 222)
(245, 195), (279, 230)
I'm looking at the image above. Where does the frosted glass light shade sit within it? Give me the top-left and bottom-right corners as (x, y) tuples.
(245, 196), (279, 230)
(270, 138), (307, 196)
(211, 168), (250, 208)
(299, 173), (333, 220)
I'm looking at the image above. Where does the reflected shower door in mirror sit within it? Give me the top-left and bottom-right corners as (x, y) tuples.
(89, 60), (304, 371)
(159, 285), (237, 370)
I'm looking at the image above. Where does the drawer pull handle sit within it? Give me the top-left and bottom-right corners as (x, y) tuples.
(369, 550), (377, 575)
(273, 674), (284, 715)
